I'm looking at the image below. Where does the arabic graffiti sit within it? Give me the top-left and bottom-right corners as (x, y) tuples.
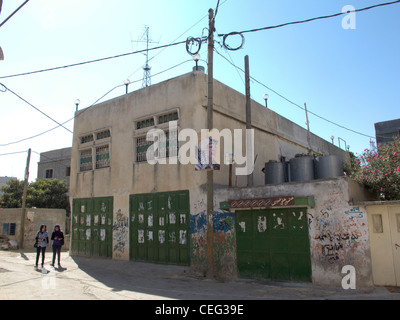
(311, 203), (368, 265)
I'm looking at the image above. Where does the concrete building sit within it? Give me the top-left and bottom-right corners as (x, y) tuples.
(37, 147), (71, 194)
(375, 118), (400, 145)
(0, 208), (67, 250)
(70, 71), (374, 286)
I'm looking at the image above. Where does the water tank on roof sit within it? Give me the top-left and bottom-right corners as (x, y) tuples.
(289, 156), (314, 182)
(315, 155), (344, 179)
(264, 161), (288, 185)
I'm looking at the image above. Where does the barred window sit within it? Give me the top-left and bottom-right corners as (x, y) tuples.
(136, 117), (155, 130)
(158, 111), (178, 125)
(96, 129), (111, 140)
(96, 145), (110, 169)
(135, 131), (178, 163)
(80, 134), (94, 144)
(136, 136), (153, 162)
(80, 150), (93, 171)
(3, 223), (16, 236)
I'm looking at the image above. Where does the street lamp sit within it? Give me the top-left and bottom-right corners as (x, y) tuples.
(263, 94), (269, 108)
(74, 99), (80, 111)
(330, 136), (335, 144)
(192, 53), (200, 71)
(124, 79), (130, 94)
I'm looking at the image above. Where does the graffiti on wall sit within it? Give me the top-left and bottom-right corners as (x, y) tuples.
(113, 209), (128, 258)
(311, 192), (368, 265)
(190, 210), (236, 278)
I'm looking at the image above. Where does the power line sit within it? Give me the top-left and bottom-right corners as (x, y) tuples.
(0, 0), (30, 28)
(214, 47), (376, 140)
(0, 59), (193, 147)
(218, 0), (400, 38)
(0, 150), (27, 157)
(0, 83), (73, 133)
(0, 40), (186, 80)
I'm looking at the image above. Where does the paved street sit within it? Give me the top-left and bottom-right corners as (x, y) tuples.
(0, 250), (399, 300)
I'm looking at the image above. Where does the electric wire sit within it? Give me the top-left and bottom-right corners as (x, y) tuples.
(218, 0), (400, 39)
(0, 83), (73, 134)
(0, 59), (193, 147)
(0, 40), (186, 80)
(0, 0), (30, 28)
(0, 150), (28, 157)
(214, 47), (377, 140)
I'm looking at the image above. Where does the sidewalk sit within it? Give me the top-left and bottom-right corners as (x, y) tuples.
(0, 250), (399, 300)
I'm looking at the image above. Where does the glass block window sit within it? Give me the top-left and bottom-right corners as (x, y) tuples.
(80, 150), (93, 171)
(136, 117), (155, 130)
(80, 134), (94, 144)
(158, 111), (178, 125)
(96, 145), (110, 169)
(96, 129), (111, 140)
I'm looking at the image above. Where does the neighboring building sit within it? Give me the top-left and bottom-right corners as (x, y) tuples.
(0, 208), (67, 250)
(70, 70), (374, 286)
(375, 118), (400, 145)
(37, 147), (71, 194)
(0, 176), (17, 195)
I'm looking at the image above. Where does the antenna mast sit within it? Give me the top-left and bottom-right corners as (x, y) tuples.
(132, 26), (158, 88)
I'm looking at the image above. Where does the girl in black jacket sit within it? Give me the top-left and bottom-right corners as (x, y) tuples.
(35, 225), (48, 269)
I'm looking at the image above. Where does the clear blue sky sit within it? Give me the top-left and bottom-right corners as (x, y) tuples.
(0, 0), (399, 181)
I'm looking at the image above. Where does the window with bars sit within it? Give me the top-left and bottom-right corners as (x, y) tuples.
(96, 145), (110, 169)
(136, 117), (155, 130)
(80, 134), (94, 144)
(158, 111), (178, 125)
(136, 136), (154, 162)
(135, 131), (178, 162)
(80, 150), (93, 171)
(3, 223), (16, 236)
(96, 129), (111, 140)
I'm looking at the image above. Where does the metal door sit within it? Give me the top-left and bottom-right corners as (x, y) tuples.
(389, 210), (400, 286)
(130, 190), (190, 265)
(236, 208), (311, 282)
(71, 197), (113, 258)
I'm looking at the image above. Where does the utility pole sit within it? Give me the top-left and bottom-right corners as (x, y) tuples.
(206, 8), (215, 279)
(19, 148), (31, 249)
(244, 55), (253, 187)
(304, 103), (312, 155)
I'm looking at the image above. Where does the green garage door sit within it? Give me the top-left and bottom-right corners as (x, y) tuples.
(236, 208), (311, 282)
(130, 190), (190, 265)
(71, 197), (113, 258)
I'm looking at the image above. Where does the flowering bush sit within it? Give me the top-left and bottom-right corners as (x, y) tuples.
(344, 136), (400, 200)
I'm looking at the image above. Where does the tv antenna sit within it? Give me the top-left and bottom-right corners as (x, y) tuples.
(131, 26), (159, 88)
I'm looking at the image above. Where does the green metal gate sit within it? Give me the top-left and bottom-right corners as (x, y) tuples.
(130, 190), (190, 265)
(236, 208), (311, 282)
(71, 197), (113, 258)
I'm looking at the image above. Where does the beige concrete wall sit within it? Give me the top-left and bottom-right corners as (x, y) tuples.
(0, 208), (66, 249)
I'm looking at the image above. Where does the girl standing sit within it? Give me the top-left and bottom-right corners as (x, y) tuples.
(51, 224), (64, 268)
(35, 225), (48, 269)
